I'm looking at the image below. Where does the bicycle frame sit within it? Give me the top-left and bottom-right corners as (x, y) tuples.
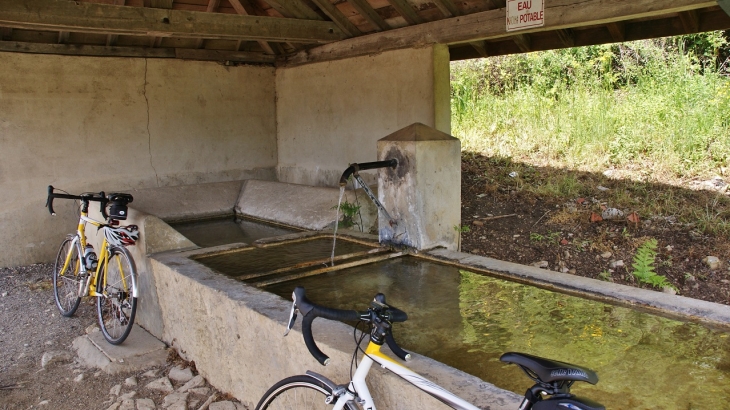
(57, 210), (133, 299)
(332, 341), (480, 410)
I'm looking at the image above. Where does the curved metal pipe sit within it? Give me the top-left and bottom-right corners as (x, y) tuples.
(339, 159), (398, 186)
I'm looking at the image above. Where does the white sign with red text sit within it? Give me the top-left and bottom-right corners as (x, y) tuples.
(506, 0), (544, 32)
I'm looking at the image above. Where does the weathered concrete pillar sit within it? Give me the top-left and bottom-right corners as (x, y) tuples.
(377, 123), (460, 250)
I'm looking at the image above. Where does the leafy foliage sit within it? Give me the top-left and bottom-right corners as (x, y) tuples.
(631, 238), (674, 290)
(333, 200), (361, 229)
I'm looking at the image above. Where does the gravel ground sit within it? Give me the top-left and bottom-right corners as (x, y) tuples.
(0, 264), (246, 410)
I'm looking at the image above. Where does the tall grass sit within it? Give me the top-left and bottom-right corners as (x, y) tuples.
(451, 33), (730, 182)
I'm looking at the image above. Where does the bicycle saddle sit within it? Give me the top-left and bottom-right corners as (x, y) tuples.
(500, 352), (598, 384)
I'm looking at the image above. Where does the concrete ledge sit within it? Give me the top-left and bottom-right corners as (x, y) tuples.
(149, 247), (521, 409)
(236, 180), (377, 232)
(130, 180), (247, 222)
(425, 248), (730, 331)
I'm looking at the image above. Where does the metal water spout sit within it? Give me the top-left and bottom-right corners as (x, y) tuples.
(338, 159), (398, 225)
(338, 159), (398, 186)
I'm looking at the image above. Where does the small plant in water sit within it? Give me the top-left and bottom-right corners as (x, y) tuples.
(631, 238), (675, 290)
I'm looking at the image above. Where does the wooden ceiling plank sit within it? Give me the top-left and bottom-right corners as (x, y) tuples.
(0, 0), (346, 43)
(286, 0), (717, 65)
(386, 0), (424, 25)
(606, 22), (625, 42)
(346, 0), (391, 31)
(678, 10), (700, 32)
(309, 0), (363, 36)
(196, 0), (220, 47)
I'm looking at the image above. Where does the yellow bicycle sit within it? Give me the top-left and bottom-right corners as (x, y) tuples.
(46, 185), (139, 345)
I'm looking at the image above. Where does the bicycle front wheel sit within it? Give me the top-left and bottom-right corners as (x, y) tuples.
(96, 246), (137, 345)
(52, 237), (82, 317)
(255, 375), (359, 410)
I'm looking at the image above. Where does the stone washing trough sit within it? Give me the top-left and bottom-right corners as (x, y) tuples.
(91, 179), (730, 410)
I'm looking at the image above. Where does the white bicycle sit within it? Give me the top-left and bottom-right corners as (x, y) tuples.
(255, 287), (605, 410)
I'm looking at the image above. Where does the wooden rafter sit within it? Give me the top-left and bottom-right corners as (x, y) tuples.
(195, 0), (220, 49)
(432, 0), (460, 18)
(309, 0), (362, 36)
(678, 10), (700, 32)
(0, 0), (346, 44)
(287, 0), (717, 65)
(346, 0), (390, 31)
(263, 0), (323, 20)
(606, 22), (625, 42)
(386, 0), (424, 25)
(468, 40), (489, 57)
(512, 34), (530, 52)
(106, 0), (127, 46)
(556, 29), (575, 47)
(226, 0), (277, 55)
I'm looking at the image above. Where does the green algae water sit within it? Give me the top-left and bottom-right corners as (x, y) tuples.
(266, 257), (730, 410)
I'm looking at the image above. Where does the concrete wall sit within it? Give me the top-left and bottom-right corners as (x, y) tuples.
(0, 52), (277, 267)
(276, 45), (451, 187)
(150, 248), (521, 409)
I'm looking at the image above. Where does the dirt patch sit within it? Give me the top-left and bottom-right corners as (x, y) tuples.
(461, 153), (730, 305)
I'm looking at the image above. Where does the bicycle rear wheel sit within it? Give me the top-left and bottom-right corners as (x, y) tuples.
(255, 375), (359, 410)
(52, 237), (83, 317)
(96, 246), (137, 345)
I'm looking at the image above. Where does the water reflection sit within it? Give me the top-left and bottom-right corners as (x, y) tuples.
(266, 257), (730, 409)
(170, 217), (296, 247)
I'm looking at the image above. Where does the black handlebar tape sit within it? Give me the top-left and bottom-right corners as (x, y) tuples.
(385, 331), (411, 361)
(388, 307), (408, 323)
(301, 306), (361, 366)
(46, 185), (55, 215)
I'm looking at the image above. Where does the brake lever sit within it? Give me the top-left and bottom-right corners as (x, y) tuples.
(284, 299), (298, 337)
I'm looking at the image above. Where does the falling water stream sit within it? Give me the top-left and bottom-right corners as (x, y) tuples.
(331, 186), (346, 266)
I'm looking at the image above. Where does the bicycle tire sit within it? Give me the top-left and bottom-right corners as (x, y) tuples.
(96, 246), (137, 345)
(255, 375), (360, 410)
(52, 237), (83, 317)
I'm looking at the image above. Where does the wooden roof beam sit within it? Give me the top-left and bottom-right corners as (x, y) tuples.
(556, 28), (575, 47)
(432, 0), (461, 18)
(287, 0), (717, 65)
(0, 0), (346, 44)
(386, 0), (424, 25)
(606, 22), (625, 42)
(512, 34), (530, 52)
(309, 0), (363, 36)
(678, 10), (700, 32)
(346, 0), (391, 31)
(227, 0), (278, 55)
(195, 0), (221, 49)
